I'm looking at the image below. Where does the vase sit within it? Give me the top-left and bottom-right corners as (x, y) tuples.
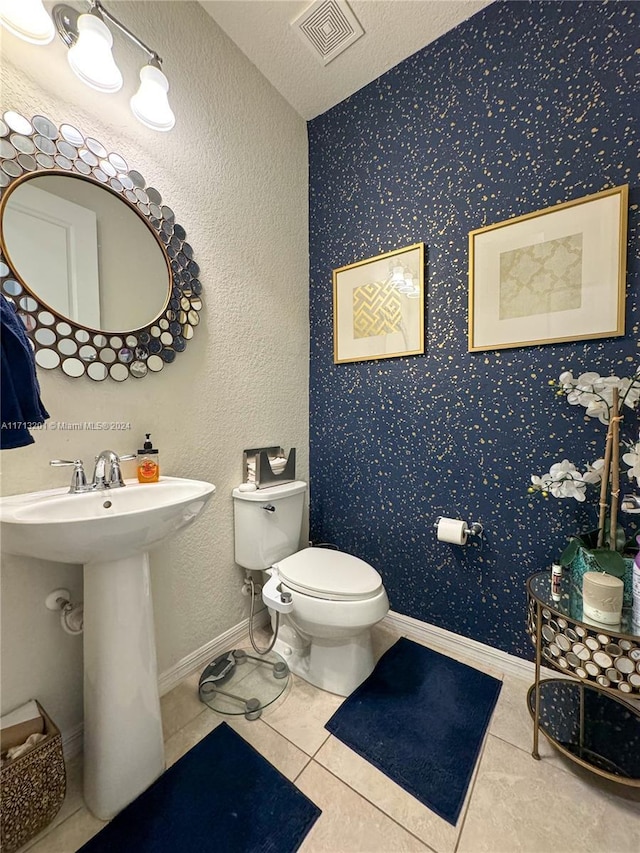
(569, 546), (634, 609)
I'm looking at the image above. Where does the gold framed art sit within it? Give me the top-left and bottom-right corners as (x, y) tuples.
(468, 185), (628, 352)
(333, 243), (425, 364)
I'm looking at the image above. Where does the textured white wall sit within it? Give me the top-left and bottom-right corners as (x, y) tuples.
(0, 1), (309, 736)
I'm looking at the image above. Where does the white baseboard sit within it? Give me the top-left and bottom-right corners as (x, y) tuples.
(384, 610), (535, 681)
(157, 609), (270, 697)
(61, 609), (531, 753)
(61, 722), (84, 761)
(60, 610), (270, 755)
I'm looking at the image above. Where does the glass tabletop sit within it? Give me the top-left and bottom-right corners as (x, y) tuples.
(528, 571), (639, 641)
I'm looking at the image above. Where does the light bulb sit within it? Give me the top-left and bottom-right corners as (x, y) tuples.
(67, 13), (123, 94)
(0, 0), (54, 44)
(130, 64), (175, 132)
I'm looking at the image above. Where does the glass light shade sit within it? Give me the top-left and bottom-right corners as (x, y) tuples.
(390, 265), (405, 287)
(67, 14), (123, 94)
(0, 0), (54, 44)
(130, 65), (175, 132)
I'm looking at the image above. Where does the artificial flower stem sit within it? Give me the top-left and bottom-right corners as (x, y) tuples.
(597, 413), (614, 548)
(609, 388), (621, 551)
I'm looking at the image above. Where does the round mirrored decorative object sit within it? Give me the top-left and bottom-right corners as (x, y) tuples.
(34, 328), (56, 346)
(130, 360), (148, 379)
(3, 279), (21, 296)
(32, 116), (58, 139)
(54, 154), (73, 170)
(109, 363), (129, 382)
(614, 657), (634, 675)
(585, 637), (600, 651)
(86, 137), (107, 157)
(36, 153), (55, 169)
(4, 112), (32, 135)
(108, 152), (128, 172)
(58, 338), (77, 356)
(2, 160), (22, 178)
(20, 296), (38, 312)
(0, 139), (16, 159)
(60, 124), (84, 145)
(57, 140), (77, 160)
(35, 349), (60, 369)
(79, 345), (97, 361)
(34, 135), (56, 154)
(147, 355), (164, 372)
(74, 159), (92, 175)
(17, 154), (37, 172)
(79, 148), (98, 167)
(87, 362), (108, 381)
(0, 112), (200, 380)
(62, 358), (85, 377)
(11, 135), (35, 155)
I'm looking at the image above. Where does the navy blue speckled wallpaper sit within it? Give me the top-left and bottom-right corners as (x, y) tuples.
(308, 0), (639, 659)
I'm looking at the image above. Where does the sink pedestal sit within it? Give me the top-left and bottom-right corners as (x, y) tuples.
(83, 553), (164, 819)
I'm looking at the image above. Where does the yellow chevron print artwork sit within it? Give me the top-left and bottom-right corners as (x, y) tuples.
(352, 281), (402, 339)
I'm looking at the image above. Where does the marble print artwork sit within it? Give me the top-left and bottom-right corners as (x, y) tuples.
(498, 234), (583, 320)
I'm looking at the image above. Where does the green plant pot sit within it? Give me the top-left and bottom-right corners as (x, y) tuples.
(569, 546), (633, 608)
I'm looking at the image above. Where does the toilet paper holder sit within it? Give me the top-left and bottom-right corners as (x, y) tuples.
(434, 517), (483, 538)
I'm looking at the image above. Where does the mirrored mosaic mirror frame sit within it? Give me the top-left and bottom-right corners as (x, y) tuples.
(0, 110), (202, 381)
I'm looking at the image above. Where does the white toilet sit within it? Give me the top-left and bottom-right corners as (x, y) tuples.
(232, 480), (389, 696)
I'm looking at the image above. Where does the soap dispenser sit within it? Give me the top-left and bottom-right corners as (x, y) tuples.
(137, 434), (160, 483)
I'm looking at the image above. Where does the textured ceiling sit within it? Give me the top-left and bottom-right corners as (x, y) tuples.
(199, 0), (492, 120)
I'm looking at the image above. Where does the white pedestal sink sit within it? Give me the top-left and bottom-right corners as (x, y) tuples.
(0, 476), (215, 819)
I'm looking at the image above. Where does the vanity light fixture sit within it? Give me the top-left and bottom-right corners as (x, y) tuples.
(66, 10), (123, 93)
(0, 0), (55, 45)
(1, 0), (175, 131)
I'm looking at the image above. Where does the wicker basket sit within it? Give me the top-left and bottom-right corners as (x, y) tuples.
(0, 702), (66, 853)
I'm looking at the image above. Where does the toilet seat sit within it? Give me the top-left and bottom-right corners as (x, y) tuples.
(274, 547), (383, 602)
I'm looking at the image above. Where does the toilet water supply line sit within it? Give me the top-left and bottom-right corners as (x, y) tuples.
(247, 576), (279, 655)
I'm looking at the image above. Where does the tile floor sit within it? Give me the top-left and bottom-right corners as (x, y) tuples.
(20, 625), (640, 853)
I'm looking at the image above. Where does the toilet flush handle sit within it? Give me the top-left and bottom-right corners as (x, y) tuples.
(263, 504), (276, 513)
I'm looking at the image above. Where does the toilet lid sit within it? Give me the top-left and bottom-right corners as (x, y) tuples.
(274, 548), (382, 600)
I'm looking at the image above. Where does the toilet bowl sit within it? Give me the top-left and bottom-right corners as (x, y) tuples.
(232, 481), (389, 696)
(264, 548), (389, 695)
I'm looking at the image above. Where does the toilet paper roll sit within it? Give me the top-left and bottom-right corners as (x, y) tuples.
(437, 517), (468, 545)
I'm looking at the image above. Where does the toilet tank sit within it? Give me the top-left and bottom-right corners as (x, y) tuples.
(232, 480), (307, 570)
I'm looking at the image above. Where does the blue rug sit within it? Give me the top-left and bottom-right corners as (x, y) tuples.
(77, 722), (320, 853)
(325, 637), (502, 826)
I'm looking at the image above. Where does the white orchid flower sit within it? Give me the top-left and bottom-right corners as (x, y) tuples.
(623, 443), (640, 485)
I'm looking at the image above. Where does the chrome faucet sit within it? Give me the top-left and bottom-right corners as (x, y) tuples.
(50, 450), (136, 494)
(92, 449), (135, 490)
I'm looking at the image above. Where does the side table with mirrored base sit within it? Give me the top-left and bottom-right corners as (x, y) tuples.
(526, 571), (640, 786)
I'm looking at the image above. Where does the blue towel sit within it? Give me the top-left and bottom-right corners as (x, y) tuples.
(1, 294), (49, 449)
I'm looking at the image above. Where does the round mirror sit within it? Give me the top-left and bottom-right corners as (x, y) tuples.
(1, 174), (170, 331)
(0, 111), (201, 381)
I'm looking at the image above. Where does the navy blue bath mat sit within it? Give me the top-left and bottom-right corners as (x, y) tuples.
(77, 722), (320, 853)
(325, 637), (501, 826)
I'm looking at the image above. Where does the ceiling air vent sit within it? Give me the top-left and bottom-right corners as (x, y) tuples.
(291, 0), (364, 66)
